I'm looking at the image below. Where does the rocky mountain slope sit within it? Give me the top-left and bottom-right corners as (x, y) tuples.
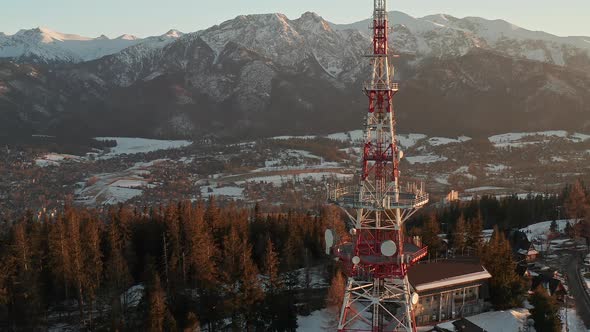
(0, 11), (589, 140)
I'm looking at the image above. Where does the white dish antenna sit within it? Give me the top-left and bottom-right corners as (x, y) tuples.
(411, 293), (419, 305)
(398, 150), (404, 160)
(325, 229), (334, 255)
(380, 240), (397, 257)
(352, 256), (361, 265)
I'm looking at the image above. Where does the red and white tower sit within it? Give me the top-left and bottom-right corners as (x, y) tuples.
(328, 1), (429, 331)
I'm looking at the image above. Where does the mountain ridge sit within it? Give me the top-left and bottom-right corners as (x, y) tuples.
(0, 11), (589, 140)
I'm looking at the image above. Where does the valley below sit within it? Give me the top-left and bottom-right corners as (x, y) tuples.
(2, 128), (589, 219)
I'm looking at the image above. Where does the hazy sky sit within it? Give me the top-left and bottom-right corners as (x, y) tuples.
(2, 0), (589, 38)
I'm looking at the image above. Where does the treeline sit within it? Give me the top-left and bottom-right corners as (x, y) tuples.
(1, 135), (118, 156)
(0, 199), (337, 331)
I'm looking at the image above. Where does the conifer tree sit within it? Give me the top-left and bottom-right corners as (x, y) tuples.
(65, 209), (86, 323)
(529, 286), (561, 332)
(481, 226), (525, 309)
(452, 214), (467, 255)
(263, 237), (281, 293)
(422, 214), (443, 258)
(467, 212), (484, 255)
(147, 274), (167, 332)
(48, 214), (72, 299)
(81, 214), (103, 327)
(564, 180), (587, 221)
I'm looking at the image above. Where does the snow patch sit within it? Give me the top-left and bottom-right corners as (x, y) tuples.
(428, 136), (471, 146)
(95, 137), (191, 158)
(405, 153), (447, 164)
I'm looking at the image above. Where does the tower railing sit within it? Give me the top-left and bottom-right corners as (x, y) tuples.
(363, 81), (399, 91)
(328, 185), (429, 210)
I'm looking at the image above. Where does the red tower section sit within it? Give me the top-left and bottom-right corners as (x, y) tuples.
(327, 1), (429, 331)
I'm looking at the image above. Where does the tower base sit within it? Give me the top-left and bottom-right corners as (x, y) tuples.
(338, 276), (416, 332)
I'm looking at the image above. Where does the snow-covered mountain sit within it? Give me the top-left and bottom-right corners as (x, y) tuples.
(1, 12), (589, 140)
(0, 27), (184, 63)
(332, 11), (590, 71)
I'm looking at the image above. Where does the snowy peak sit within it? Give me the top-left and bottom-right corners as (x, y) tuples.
(0, 27), (184, 63)
(164, 29), (183, 38)
(116, 34), (139, 40)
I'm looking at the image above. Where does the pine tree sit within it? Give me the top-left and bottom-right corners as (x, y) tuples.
(81, 214), (103, 327)
(221, 226), (264, 331)
(48, 214), (72, 299)
(105, 218), (132, 314)
(324, 270), (346, 330)
(481, 226), (525, 309)
(65, 209), (86, 324)
(467, 212), (484, 255)
(422, 214), (443, 258)
(565, 180), (587, 217)
(263, 238), (281, 293)
(529, 286), (561, 332)
(452, 214), (467, 255)
(147, 274), (167, 332)
(9, 221), (44, 327)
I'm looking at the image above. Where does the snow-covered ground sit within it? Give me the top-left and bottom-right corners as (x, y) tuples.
(488, 130), (590, 148)
(464, 186), (506, 193)
(326, 130), (364, 142)
(405, 153), (448, 164)
(95, 137), (192, 158)
(520, 219), (574, 242)
(297, 308), (334, 331)
(428, 136), (471, 147)
(35, 153), (82, 167)
(236, 172), (353, 186)
(201, 186), (244, 198)
(561, 307), (588, 332)
(75, 160), (163, 205)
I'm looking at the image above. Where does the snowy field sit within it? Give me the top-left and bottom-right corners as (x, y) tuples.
(200, 186), (244, 198)
(405, 153), (448, 164)
(488, 130), (590, 148)
(95, 137), (192, 158)
(75, 160), (165, 205)
(35, 153), (82, 167)
(428, 136), (471, 147)
(520, 219), (574, 242)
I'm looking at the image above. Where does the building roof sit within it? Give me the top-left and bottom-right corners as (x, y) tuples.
(452, 318), (486, 332)
(408, 262), (491, 292)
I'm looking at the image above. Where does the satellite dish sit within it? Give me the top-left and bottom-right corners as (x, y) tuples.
(352, 256), (361, 265)
(325, 229), (334, 255)
(398, 150), (404, 160)
(350, 228), (357, 235)
(411, 293), (419, 305)
(381, 240), (397, 257)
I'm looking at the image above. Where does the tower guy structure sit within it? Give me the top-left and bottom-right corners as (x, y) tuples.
(327, 0), (429, 331)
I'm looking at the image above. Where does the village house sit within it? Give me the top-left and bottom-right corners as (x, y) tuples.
(408, 261), (492, 326)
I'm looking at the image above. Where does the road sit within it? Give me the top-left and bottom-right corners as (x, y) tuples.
(565, 253), (590, 328)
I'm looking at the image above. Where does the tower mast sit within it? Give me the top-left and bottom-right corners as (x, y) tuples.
(328, 1), (429, 331)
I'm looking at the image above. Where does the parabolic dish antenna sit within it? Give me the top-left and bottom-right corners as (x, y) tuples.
(352, 256), (361, 265)
(380, 240), (397, 257)
(325, 229), (334, 255)
(411, 293), (419, 305)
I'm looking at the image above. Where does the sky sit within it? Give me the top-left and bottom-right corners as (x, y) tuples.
(1, 0), (589, 38)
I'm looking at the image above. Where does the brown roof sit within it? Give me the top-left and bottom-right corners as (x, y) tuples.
(408, 262), (490, 290)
